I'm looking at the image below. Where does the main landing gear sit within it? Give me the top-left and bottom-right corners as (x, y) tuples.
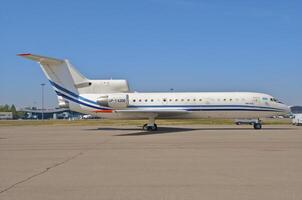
(143, 123), (158, 131)
(143, 116), (158, 131)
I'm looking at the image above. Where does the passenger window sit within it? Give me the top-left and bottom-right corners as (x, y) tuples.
(139, 99), (142, 102)
(163, 98), (167, 102)
(145, 99), (148, 102)
(133, 99), (136, 102)
(151, 99), (154, 102)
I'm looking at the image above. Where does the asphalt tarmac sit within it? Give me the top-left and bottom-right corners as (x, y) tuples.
(1, 125), (302, 200)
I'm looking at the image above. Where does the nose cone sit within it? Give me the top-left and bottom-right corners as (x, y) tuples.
(286, 105), (291, 113)
(280, 104), (291, 114)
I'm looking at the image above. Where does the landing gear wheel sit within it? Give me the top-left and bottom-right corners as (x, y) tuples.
(152, 124), (158, 131)
(143, 123), (158, 131)
(253, 123), (262, 130)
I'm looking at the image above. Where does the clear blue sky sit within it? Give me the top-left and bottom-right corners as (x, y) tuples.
(0, 0), (301, 108)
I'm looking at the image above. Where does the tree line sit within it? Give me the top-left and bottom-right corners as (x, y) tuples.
(0, 104), (25, 119)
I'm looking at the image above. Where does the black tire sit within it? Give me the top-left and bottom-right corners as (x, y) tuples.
(253, 123), (262, 129)
(143, 124), (158, 131)
(151, 124), (158, 131)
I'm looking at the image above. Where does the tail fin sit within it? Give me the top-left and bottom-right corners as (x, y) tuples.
(17, 53), (88, 94)
(18, 53), (130, 96)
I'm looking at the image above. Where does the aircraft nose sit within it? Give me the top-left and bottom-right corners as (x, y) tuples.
(286, 106), (291, 113)
(281, 104), (291, 114)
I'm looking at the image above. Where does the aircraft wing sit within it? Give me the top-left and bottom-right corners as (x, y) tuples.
(115, 109), (190, 118)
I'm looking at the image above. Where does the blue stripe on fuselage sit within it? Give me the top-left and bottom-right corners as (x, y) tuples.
(55, 91), (111, 110)
(56, 90), (281, 112)
(185, 108), (280, 112)
(49, 80), (99, 106)
(128, 105), (283, 112)
(128, 104), (280, 110)
(50, 80), (283, 112)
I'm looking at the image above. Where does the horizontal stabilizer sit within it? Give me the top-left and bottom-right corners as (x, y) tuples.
(17, 53), (64, 64)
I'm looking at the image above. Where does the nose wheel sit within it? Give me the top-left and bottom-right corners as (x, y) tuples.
(235, 119), (263, 129)
(253, 123), (262, 129)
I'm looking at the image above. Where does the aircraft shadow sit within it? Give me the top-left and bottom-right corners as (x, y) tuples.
(84, 127), (195, 136)
(84, 126), (296, 136)
(85, 127), (142, 131)
(116, 127), (196, 136)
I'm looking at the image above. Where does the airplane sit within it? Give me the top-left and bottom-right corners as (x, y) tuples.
(18, 53), (290, 130)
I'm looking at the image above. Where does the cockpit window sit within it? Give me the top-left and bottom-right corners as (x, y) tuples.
(270, 98), (283, 104)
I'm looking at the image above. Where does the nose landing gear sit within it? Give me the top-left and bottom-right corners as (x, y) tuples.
(253, 119), (262, 129)
(253, 122), (262, 129)
(235, 119), (263, 129)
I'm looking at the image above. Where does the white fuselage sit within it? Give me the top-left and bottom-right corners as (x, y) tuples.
(67, 92), (290, 119)
(18, 53), (290, 122)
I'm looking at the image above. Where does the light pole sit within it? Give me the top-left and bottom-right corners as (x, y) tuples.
(41, 83), (45, 120)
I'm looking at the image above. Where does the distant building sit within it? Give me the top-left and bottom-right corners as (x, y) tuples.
(21, 108), (83, 120)
(0, 112), (13, 120)
(290, 106), (302, 114)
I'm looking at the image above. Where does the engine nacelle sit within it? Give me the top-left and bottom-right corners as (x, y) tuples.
(97, 94), (129, 109)
(57, 96), (69, 108)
